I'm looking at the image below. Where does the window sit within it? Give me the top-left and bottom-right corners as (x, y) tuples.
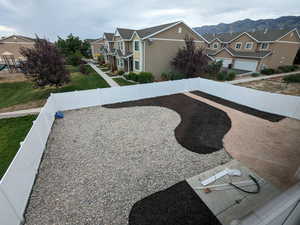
(245, 42), (253, 49)
(213, 43), (218, 49)
(261, 43), (269, 50)
(178, 27), (182, 33)
(134, 41), (140, 51)
(235, 42), (242, 49)
(134, 60), (140, 70)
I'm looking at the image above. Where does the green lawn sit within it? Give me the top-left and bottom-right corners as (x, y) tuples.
(0, 115), (37, 179)
(0, 65), (110, 110)
(113, 77), (137, 86)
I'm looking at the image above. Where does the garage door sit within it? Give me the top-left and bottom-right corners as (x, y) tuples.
(216, 58), (232, 68)
(234, 60), (258, 71)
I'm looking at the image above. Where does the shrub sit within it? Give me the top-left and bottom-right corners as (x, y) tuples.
(171, 36), (209, 78)
(226, 71), (236, 81)
(217, 71), (227, 81)
(125, 72), (138, 81)
(137, 72), (154, 83)
(79, 64), (91, 75)
(278, 65), (298, 73)
(97, 55), (105, 64)
(251, 72), (260, 77)
(261, 68), (275, 75)
(79, 64), (86, 74)
(283, 74), (300, 83)
(206, 61), (223, 75)
(161, 71), (187, 81)
(67, 50), (83, 66)
(117, 70), (125, 75)
(19, 36), (70, 87)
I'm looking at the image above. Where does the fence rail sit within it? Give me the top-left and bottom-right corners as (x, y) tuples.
(1, 77), (300, 225)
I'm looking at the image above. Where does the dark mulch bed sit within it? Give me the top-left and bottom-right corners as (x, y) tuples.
(129, 181), (222, 225)
(103, 94), (231, 154)
(191, 91), (285, 122)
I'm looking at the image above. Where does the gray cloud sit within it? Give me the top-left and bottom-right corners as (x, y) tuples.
(0, 0), (299, 40)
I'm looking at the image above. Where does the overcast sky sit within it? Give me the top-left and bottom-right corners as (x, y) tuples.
(0, 0), (299, 41)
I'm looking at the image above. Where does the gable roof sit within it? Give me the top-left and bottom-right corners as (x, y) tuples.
(135, 21), (180, 39)
(247, 29), (294, 42)
(103, 33), (114, 41)
(213, 47), (271, 59)
(0, 35), (34, 43)
(201, 28), (299, 43)
(116, 28), (135, 40)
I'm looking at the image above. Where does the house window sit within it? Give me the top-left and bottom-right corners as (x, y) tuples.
(178, 27), (182, 33)
(134, 60), (140, 70)
(235, 42), (242, 49)
(261, 43), (269, 50)
(245, 42), (253, 49)
(212, 43), (218, 49)
(134, 41), (140, 51)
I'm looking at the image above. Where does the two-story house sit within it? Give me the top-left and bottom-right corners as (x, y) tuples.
(102, 21), (207, 79)
(203, 28), (300, 71)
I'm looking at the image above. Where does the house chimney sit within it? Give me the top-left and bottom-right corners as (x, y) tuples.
(264, 28), (268, 34)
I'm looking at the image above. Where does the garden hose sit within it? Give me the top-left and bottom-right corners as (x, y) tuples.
(229, 175), (260, 194)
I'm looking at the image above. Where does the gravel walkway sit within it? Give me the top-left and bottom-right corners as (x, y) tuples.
(24, 105), (231, 225)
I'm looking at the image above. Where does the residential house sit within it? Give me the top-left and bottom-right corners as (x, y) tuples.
(90, 38), (105, 59)
(102, 21), (207, 79)
(203, 28), (300, 71)
(0, 35), (34, 65)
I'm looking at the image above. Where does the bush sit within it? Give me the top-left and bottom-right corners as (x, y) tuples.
(79, 64), (86, 74)
(67, 50), (83, 66)
(283, 74), (300, 83)
(277, 65), (298, 73)
(125, 72), (154, 83)
(206, 61), (223, 75)
(117, 70), (125, 75)
(251, 72), (260, 77)
(125, 72), (138, 81)
(79, 64), (91, 75)
(217, 71), (227, 81)
(261, 68), (275, 75)
(19, 36), (70, 87)
(171, 36), (209, 77)
(137, 72), (154, 83)
(161, 71), (187, 81)
(226, 71), (236, 81)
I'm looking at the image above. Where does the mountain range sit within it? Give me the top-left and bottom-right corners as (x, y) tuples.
(194, 16), (300, 34)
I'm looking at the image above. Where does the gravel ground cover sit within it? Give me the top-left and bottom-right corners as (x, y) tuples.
(24, 103), (231, 225)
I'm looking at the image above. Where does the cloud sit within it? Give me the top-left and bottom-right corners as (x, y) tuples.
(0, 0), (299, 41)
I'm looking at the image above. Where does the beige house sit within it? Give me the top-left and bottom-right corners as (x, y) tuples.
(203, 28), (300, 71)
(90, 38), (105, 59)
(101, 21), (207, 79)
(0, 35), (34, 64)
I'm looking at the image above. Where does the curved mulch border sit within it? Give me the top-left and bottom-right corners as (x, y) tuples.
(129, 181), (222, 225)
(103, 94), (232, 154)
(191, 91), (285, 122)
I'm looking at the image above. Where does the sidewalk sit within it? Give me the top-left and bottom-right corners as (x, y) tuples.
(228, 70), (300, 84)
(88, 63), (119, 87)
(0, 107), (41, 119)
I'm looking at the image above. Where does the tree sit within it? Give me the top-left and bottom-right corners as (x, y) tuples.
(20, 36), (70, 87)
(56, 34), (91, 58)
(171, 36), (209, 77)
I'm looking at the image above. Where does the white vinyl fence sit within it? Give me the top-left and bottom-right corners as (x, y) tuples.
(1, 77), (300, 225)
